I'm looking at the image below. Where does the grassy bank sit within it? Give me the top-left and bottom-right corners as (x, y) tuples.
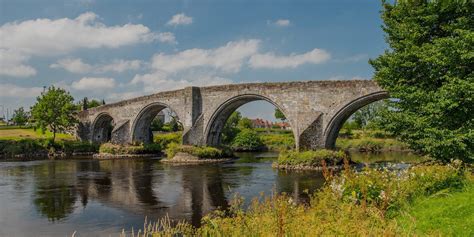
(0, 127), (74, 141)
(122, 162), (471, 236)
(165, 143), (232, 159)
(336, 129), (409, 152)
(99, 143), (162, 155)
(0, 139), (98, 157)
(276, 149), (349, 167)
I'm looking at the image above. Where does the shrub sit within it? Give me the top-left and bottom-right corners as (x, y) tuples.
(153, 132), (182, 149)
(0, 139), (46, 156)
(260, 133), (295, 151)
(277, 149), (349, 166)
(99, 143), (161, 155)
(166, 143), (230, 159)
(231, 129), (264, 151)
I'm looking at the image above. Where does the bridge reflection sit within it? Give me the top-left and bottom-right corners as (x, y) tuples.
(25, 157), (324, 225)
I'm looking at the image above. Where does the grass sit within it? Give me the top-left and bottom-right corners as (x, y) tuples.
(153, 132), (182, 149)
(397, 179), (474, 236)
(165, 143), (232, 159)
(0, 127), (74, 141)
(336, 129), (409, 152)
(99, 143), (162, 155)
(277, 149), (349, 166)
(122, 162), (472, 236)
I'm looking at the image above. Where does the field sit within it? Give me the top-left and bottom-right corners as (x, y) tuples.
(0, 126), (75, 141)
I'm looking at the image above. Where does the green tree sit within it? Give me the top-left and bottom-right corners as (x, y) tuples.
(12, 107), (29, 126)
(221, 111), (242, 144)
(31, 86), (77, 142)
(238, 117), (253, 129)
(231, 129), (264, 151)
(274, 108), (286, 122)
(370, 1), (473, 162)
(352, 101), (385, 129)
(151, 118), (164, 131)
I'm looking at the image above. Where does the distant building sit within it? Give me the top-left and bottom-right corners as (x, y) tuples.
(250, 118), (291, 130)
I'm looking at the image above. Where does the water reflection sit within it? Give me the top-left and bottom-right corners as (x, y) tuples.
(0, 152), (419, 236)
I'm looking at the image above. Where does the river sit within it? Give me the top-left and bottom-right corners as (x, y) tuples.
(0, 151), (422, 237)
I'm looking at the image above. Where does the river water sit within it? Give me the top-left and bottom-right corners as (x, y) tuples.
(0, 152), (421, 237)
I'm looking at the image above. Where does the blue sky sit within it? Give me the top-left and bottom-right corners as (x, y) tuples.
(0, 0), (386, 121)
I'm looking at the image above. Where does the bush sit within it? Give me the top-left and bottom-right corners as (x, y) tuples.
(0, 139), (46, 156)
(165, 143), (231, 159)
(153, 132), (182, 149)
(277, 149), (349, 166)
(260, 133), (295, 151)
(231, 129), (264, 151)
(99, 143), (162, 155)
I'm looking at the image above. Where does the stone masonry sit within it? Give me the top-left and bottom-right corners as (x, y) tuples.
(76, 80), (388, 150)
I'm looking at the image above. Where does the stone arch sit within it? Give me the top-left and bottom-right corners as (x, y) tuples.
(324, 91), (389, 148)
(205, 94), (293, 147)
(91, 112), (115, 143)
(131, 102), (181, 144)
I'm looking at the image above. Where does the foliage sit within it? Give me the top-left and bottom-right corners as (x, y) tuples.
(351, 101), (386, 129)
(12, 107), (29, 126)
(150, 118), (164, 131)
(221, 111), (242, 144)
(99, 143), (161, 155)
(336, 136), (409, 152)
(277, 149), (349, 166)
(370, 1), (474, 162)
(259, 133), (295, 151)
(30, 86), (77, 142)
(153, 132), (182, 149)
(125, 163), (470, 236)
(274, 108), (286, 121)
(231, 129), (264, 151)
(237, 117), (253, 129)
(165, 143), (231, 159)
(0, 139), (98, 157)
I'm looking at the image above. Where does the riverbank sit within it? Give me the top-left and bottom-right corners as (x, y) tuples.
(124, 162), (473, 236)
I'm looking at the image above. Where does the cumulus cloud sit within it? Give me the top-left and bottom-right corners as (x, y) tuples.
(0, 49), (37, 77)
(0, 12), (156, 77)
(50, 58), (93, 73)
(156, 32), (177, 44)
(0, 84), (43, 98)
(50, 58), (143, 73)
(269, 19), (291, 27)
(71, 77), (116, 90)
(166, 13), (193, 26)
(1, 12), (156, 56)
(249, 48), (330, 69)
(151, 39), (260, 73)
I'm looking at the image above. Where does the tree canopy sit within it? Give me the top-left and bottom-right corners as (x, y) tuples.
(31, 86), (77, 142)
(12, 107), (29, 126)
(370, 0), (473, 162)
(274, 108), (286, 121)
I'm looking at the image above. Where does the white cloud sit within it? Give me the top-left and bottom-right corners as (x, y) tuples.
(249, 48), (330, 69)
(131, 71), (232, 94)
(271, 19), (291, 27)
(71, 77), (116, 90)
(0, 12), (157, 56)
(0, 12), (156, 77)
(0, 49), (37, 77)
(166, 13), (193, 26)
(0, 84), (43, 98)
(156, 32), (177, 44)
(50, 58), (143, 73)
(50, 58), (93, 73)
(151, 39), (260, 73)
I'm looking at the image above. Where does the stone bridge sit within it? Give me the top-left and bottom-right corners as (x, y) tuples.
(76, 80), (388, 150)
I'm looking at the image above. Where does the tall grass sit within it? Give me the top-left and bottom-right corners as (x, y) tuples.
(120, 161), (470, 236)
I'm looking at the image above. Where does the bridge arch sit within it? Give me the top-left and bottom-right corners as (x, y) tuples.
(205, 94), (293, 147)
(323, 91), (389, 148)
(91, 112), (115, 143)
(131, 102), (181, 144)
